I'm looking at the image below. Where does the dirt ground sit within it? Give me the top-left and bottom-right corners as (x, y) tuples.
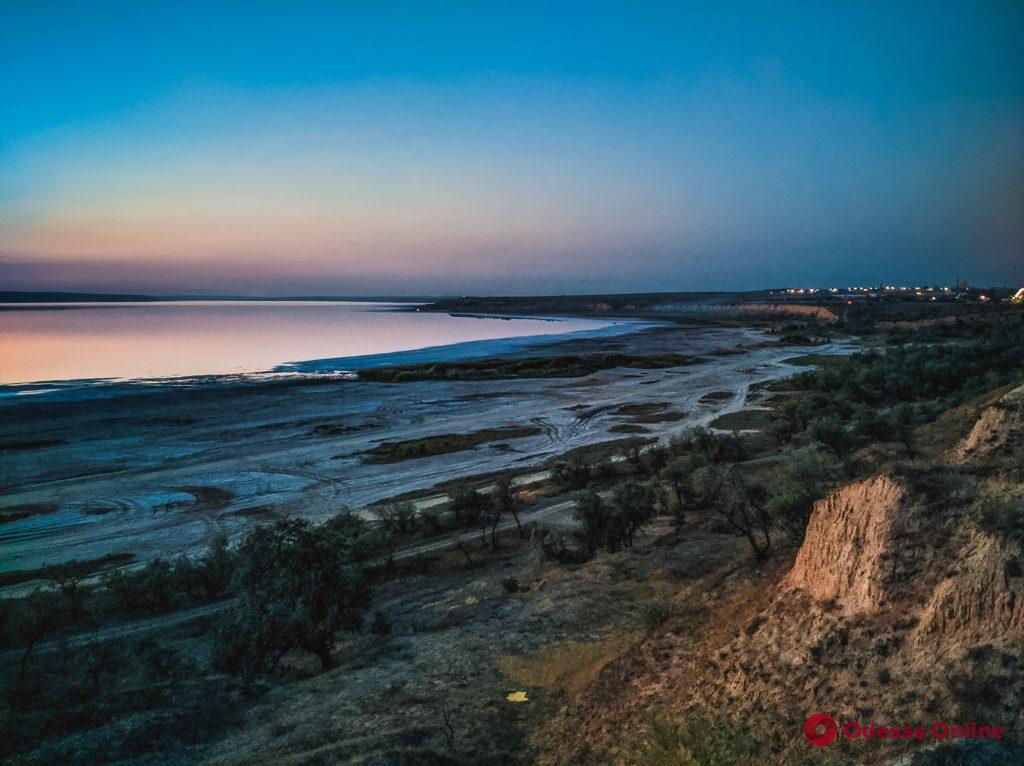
(200, 519), (745, 765)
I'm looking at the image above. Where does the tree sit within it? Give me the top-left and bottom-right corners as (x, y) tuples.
(323, 510), (389, 562)
(807, 414), (853, 456)
(213, 518), (371, 678)
(610, 480), (657, 548)
(620, 437), (647, 466)
(765, 447), (842, 544)
(378, 502), (418, 534)
(551, 455), (593, 490)
(693, 465), (772, 562)
(494, 474), (525, 539)
(573, 488), (610, 555)
(6, 591), (63, 681)
(573, 482), (657, 554)
(448, 485), (488, 526)
(661, 454), (705, 525)
(770, 399), (806, 444)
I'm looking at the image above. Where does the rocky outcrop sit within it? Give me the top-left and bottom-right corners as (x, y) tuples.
(784, 476), (912, 612)
(733, 302), (839, 323)
(955, 385), (1024, 463)
(915, 532), (1024, 646)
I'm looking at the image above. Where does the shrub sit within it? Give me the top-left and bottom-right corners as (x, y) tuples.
(764, 446), (842, 544)
(535, 529), (592, 564)
(501, 576), (525, 596)
(625, 716), (765, 766)
(447, 485), (489, 525)
(369, 611), (392, 636)
(379, 502), (418, 533)
(551, 455), (595, 490)
(213, 518), (372, 678)
(640, 598), (669, 632)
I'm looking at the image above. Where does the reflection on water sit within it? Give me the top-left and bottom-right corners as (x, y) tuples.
(0, 301), (609, 385)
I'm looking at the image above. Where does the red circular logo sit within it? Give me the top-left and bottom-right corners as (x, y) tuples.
(804, 713), (838, 746)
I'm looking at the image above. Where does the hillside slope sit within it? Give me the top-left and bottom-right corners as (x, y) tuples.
(539, 386), (1024, 766)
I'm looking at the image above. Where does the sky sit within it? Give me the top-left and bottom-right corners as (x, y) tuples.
(1, 1), (1022, 295)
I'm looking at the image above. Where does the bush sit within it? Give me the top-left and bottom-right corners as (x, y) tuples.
(625, 716), (765, 766)
(640, 598), (669, 632)
(975, 492), (1024, 545)
(369, 610), (392, 636)
(764, 446), (842, 544)
(501, 576), (526, 595)
(213, 517), (373, 678)
(535, 529), (592, 564)
(379, 502), (418, 533)
(807, 414), (853, 456)
(447, 485), (489, 526)
(551, 455), (595, 490)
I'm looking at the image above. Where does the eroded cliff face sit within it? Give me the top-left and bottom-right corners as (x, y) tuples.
(915, 531), (1024, 647)
(733, 302), (839, 324)
(687, 471), (1024, 763)
(955, 385), (1024, 464)
(542, 399), (1024, 766)
(784, 476), (910, 613)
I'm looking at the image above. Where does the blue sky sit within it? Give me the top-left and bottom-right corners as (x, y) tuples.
(1, 1), (1021, 294)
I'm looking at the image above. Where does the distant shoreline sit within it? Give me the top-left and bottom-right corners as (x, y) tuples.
(0, 310), (642, 403)
(0, 291), (442, 304)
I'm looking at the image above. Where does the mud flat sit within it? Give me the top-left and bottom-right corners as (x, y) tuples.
(0, 321), (854, 574)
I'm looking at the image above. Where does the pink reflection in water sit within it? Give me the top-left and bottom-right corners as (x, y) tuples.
(0, 301), (606, 385)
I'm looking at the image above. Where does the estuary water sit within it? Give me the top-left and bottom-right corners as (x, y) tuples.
(0, 301), (617, 391)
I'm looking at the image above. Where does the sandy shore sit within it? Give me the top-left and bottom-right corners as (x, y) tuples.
(0, 321), (852, 575)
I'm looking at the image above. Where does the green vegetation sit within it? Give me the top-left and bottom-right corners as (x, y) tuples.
(698, 390), (734, 402)
(0, 501), (60, 525)
(572, 482), (658, 556)
(764, 446), (843, 543)
(1, 511), (393, 764)
(609, 423), (651, 434)
(625, 716), (768, 766)
(3, 635), (242, 765)
(769, 312), (1024, 455)
(707, 408), (775, 432)
(5, 304), (1023, 765)
(360, 425), (542, 463)
(0, 552), (135, 588)
(213, 517), (374, 677)
(610, 401), (687, 424)
(358, 352), (702, 382)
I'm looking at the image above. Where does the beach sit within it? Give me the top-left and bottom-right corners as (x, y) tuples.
(0, 318), (852, 578)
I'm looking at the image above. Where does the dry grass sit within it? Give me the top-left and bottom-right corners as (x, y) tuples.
(498, 634), (642, 697)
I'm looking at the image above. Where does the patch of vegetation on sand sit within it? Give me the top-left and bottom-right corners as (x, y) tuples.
(0, 438), (66, 451)
(0, 502), (59, 525)
(0, 552), (135, 588)
(172, 486), (235, 511)
(708, 346), (748, 356)
(360, 426), (543, 464)
(609, 424), (651, 434)
(307, 422), (374, 437)
(699, 390), (734, 403)
(709, 409), (775, 432)
(782, 352), (852, 367)
(542, 437), (657, 470)
(613, 403), (686, 425)
(358, 352), (702, 382)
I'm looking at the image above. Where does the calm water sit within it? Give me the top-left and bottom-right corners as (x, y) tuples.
(0, 301), (614, 386)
